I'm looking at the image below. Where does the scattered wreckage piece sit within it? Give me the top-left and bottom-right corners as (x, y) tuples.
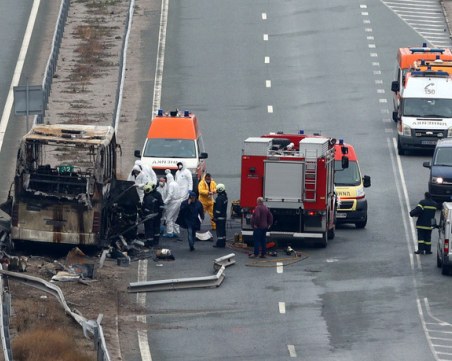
(213, 253), (236, 272)
(128, 265), (226, 292)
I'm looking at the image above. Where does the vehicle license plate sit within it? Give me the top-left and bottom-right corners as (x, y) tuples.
(421, 140), (437, 145)
(336, 212), (347, 218)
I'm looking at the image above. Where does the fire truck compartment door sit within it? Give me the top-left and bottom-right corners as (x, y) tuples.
(264, 160), (303, 205)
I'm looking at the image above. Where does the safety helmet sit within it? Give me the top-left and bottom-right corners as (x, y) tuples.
(216, 183), (225, 193)
(144, 182), (156, 193)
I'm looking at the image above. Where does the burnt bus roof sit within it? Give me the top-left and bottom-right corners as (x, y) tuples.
(23, 124), (116, 146)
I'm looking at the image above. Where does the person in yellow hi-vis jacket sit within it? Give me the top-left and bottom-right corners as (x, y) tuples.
(198, 173), (217, 230)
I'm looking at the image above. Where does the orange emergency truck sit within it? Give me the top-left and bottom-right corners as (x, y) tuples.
(134, 109), (208, 187)
(391, 44), (452, 122)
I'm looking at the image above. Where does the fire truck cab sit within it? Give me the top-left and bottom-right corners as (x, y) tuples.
(240, 132), (347, 247)
(391, 44), (452, 122)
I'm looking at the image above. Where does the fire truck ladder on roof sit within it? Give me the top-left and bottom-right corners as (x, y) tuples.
(303, 149), (318, 202)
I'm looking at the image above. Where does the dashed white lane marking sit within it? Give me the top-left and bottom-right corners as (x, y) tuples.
(266, 80), (271, 88)
(377, 89), (385, 93)
(279, 302), (286, 314)
(287, 345), (297, 357)
(373, 70), (382, 75)
(360, 4), (367, 8)
(263, 34), (268, 41)
(365, 27), (373, 32)
(368, 44), (376, 48)
(370, 52), (378, 57)
(363, 19), (371, 24)
(375, 79), (383, 84)
(361, 11), (369, 15)
(372, 62), (379, 66)
(385, 128), (393, 132)
(367, 36), (374, 40)
(379, 98), (387, 103)
(267, 105), (273, 113)
(262, 12), (267, 20)
(276, 262), (283, 273)
(265, 56), (270, 63)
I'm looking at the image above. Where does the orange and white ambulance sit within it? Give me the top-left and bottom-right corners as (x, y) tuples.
(391, 44), (452, 122)
(334, 140), (371, 228)
(134, 109), (208, 187)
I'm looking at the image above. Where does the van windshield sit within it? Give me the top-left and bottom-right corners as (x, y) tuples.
(434, 147), (452, 166)
(402, 98), (452, 118)
(334, 160), (361, 186)
(143, 138), (196, 158)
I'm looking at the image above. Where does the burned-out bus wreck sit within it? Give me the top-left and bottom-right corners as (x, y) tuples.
(4, 124), (137, 247)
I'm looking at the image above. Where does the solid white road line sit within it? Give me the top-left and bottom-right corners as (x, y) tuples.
(151, 0), (169, 116)
(0, 0), (40, 152)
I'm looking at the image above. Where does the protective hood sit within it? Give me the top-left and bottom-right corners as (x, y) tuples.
(132, 164), (141, 172)
(166, 173), (175, 183)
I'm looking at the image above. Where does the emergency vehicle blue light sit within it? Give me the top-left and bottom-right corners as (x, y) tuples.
(157, 109), (163, 116)
(409, 47), (445, 54)
(184, 110), (190, 117)
(339, 139), (344, 145)
(411, 70), (449, 77)
(299, 130), (304, 134)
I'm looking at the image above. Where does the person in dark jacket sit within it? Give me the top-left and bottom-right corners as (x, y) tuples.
(213, 183), (228, 248)
(250, 197), (273, 258)
(177, 191), (204, 251)
(410, 192), (438, 255)
(142, 182), (164, 247)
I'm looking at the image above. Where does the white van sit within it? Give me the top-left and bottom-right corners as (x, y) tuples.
(437, 202), (452, 275)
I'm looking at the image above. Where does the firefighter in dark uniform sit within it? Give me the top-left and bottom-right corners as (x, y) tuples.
(142, 181), (164, 247)
(410, 192), (438, 255)
(213, 183), (228, 248)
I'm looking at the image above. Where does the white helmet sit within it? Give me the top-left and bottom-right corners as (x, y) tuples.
(144, 182), (156, 193)
(216, 183), (225, 193)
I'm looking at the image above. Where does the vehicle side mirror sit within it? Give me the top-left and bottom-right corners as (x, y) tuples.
(341, 156), (349, 169)
(423, 161), (431, 169)
(391, 80), (400, 93)
(392, 111), (399, 122)
(199, 152), (208, 159)
(134, 150), (141, 158)
(363, 175), (371, 188)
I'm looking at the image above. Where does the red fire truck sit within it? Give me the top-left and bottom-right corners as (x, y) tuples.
(239, 132), (348, 247)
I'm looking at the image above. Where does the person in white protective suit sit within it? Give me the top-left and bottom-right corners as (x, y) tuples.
(130, 165), (150, 203)
(128, 160), (157, 185)
(163, 173), (182, 238)
(175, 161), (193, 200)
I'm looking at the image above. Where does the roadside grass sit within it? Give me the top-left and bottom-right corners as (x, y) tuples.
(10, 286), (95, 361)
(12, 328), (93, 361)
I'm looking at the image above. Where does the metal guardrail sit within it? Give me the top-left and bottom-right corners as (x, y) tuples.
(36, 0), (71, 124)
(213, 253), (236, 271)
(113, 0), (135, 130)
(0, 265), (12, 361)
(128, 265), (226, 292)
(0, 269), (111, 361)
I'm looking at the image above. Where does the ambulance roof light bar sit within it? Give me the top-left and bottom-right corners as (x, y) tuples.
(409, 45), (446, 54)
(411, 70), (449, 77)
